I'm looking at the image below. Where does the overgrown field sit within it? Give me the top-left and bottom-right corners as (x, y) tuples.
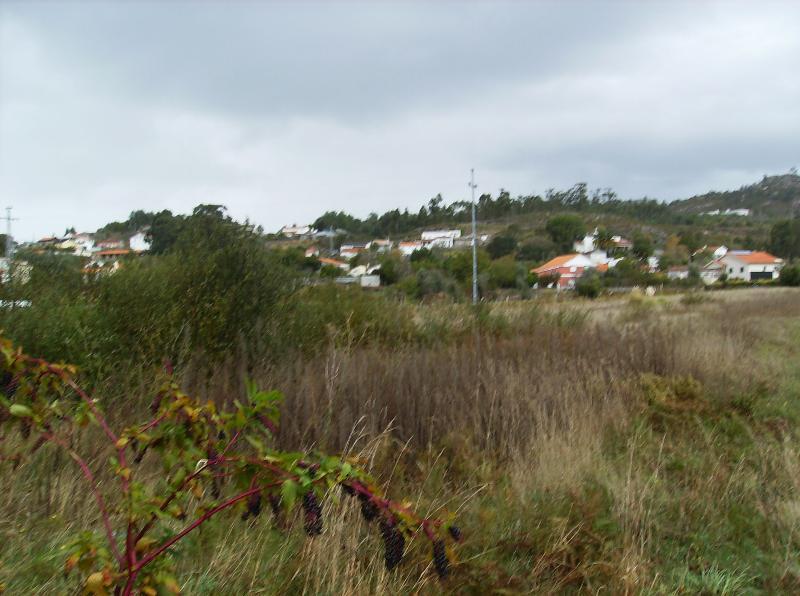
(2, 288), (800, 594)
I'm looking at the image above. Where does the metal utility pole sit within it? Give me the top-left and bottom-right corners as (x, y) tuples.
(469, 169), (478, 305)
(1, 207), (17, 258)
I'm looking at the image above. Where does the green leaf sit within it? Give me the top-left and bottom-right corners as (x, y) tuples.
(245, 434), (265, 453)
(9, 404), (33, 418)
(281, 479), (298, 511)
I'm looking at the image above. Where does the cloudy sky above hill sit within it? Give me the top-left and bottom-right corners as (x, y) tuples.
(1, 1), (798, 239)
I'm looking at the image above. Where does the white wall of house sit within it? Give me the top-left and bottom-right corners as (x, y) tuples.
(573, 233), (596, 254)
(129, 231), (151, 252)
(667, 269), (689, 280)
(421, 230), (461, 241)
(587, 249), (609, 265)
(426, 236), (454, 249)
(721, 256), (781, 281)
(399, 243), (424, 256)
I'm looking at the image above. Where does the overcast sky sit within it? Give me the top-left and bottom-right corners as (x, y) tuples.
(1, 1), (798, 240)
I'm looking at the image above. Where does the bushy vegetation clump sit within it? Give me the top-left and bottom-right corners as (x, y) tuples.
(0, 338), (460, 594)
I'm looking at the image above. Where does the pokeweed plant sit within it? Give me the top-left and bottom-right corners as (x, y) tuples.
(0, 337), (461, 595)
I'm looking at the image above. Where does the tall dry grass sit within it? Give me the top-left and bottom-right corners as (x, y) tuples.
(2, 289), (800, 593)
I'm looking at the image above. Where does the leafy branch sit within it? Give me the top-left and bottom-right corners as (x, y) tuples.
(0, 338), (461, 594)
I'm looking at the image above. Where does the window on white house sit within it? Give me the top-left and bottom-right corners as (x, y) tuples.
(740, 267), (744, 273)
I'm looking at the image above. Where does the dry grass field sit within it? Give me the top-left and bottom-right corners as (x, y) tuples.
(2, 288), (800, 594)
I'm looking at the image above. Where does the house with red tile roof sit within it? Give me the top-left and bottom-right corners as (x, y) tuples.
(720, 251), (783, 281)
(532, 254), (594, 289)
(319, 257), (350, 271)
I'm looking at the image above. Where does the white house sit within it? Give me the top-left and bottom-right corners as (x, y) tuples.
(573, 229), (597, 254)
(319, 257), (350, 271)
(399, 241), (426, 256)
(72, 233), (95, 256)
(667, 265), (690, 280)
(694, 245), (728, 259)
(611, 235), (632, 251)
(421, 229), (461, 241)
(532, 253), (595, 290)
(587, 249), (611, 266)
(280, 224), (314, 237)
(700, 261), (724, 285)
(370, 239), (393, 252)
(704, 208), (751, 217)
(129, 230), (151, 253)
(710, 245), (728, 259)
(720, 251), (783, 281)
(421, 229), (461, 249)
(339, 243), (368, 260)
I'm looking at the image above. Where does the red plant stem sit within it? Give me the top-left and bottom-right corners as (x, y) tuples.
(133, 456), (229, 543)
(29, 358), (137, 574)
(137, 412), (167, 433)
(126, 481), (281, 594)
(221, 428), (242, 455)
(348, 480), (436, 536)
(41, 431), (124, 567)
(26, 358), (118, 444)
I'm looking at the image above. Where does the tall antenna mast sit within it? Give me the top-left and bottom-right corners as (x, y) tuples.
(469, 169), (478, 305)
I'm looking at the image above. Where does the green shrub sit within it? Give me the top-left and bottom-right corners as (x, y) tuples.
(279, 284), (416, 351)
(575, 270), (602, 299)
(780, 263), (800, 286)
(488, 256), (522, 289)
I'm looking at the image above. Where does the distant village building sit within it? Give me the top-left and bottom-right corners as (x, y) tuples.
(720, 251), (783, 281)
(667, 265), (690, 280)
(611, 236), (632, 251)
(94, 248), (132, 264)
(305, 246), (320, 258)
(573, 229), (631, 257)
(453, 234), (489, 249)
(573, 230), (597, 254)
(339, 243), (368, 259)
(398, 241), (425, 256)
(334, 274), (381, 288)
(704, 208), (751, 217)
(318, 257), (350, 271)
(700, 261), (724, 284)
(96, 237), (127, 250)
(279, 224), (314, 238)
(129, 229), (151, 252)
(532, 254), (594, 290)
(421, 229), (461, 249)
(36, 236), (60, 247)
(72, 233), (96, 256)
(369, 239), (394, 252)
(587, 249), (610, 266)
(694, 245), (728, 259)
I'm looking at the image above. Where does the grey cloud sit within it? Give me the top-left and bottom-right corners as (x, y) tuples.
(0, 1), (799, 240)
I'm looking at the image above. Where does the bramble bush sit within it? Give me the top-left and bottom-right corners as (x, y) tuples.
(0, 337), (460, 594)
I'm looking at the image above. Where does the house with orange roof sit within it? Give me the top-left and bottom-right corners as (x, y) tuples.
(531, 254), (594, 289)
(319, 257), (350, 271)
(720, 251), (783, 281)
(398, 241), (425, 256)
